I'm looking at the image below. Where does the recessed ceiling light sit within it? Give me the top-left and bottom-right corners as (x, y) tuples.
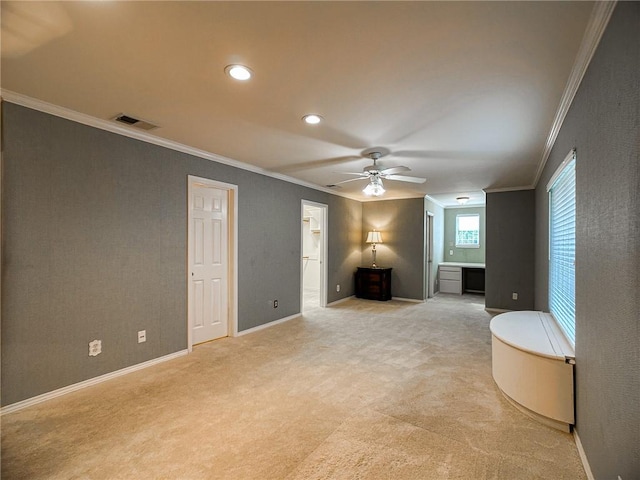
(225, 64), (252, 81)
(302, 114), (322, 125)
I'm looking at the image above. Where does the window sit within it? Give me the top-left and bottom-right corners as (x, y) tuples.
(547, 149), (576, 345)
(455, 214), (480, 248)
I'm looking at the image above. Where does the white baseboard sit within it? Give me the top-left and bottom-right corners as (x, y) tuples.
(393, 297), (425, 303)
(236, 313), (301, 337)
(574, 430), (595, 480)
(485, 307), (512, 314)
(328, 295), (423, 304)
(327, 295), (354, 306)
(1, 349), (189, 415)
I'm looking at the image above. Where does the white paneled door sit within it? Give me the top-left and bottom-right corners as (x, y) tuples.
(190, 184), (228, 344)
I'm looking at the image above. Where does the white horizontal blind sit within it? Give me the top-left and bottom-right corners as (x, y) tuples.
(548, 151), (576, 345)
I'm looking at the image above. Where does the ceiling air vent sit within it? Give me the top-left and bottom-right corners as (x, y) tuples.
(113, 113), (159, 131)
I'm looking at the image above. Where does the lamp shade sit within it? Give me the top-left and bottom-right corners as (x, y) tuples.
(366, 231), (383, 244)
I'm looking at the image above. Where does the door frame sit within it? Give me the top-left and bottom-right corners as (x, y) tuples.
(300, 200), (328, 311)
(187, 175), (238, 351)
(424, 211), (435, 300)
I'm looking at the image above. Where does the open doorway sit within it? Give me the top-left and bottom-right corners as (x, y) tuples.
(424, 211), (435, 300)
(301, 200), (328, 311)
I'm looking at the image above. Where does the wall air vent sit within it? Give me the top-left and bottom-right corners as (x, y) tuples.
(113, 113), (159, 131)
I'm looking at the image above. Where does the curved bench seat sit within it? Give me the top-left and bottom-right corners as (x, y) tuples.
(490, 311), (575, 432)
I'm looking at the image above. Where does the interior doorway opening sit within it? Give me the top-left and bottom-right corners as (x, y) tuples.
(301, 201), (328, 312)
(425, 211), (435, 300)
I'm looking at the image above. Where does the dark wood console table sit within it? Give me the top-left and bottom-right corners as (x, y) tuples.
(355, 267), (392, 301)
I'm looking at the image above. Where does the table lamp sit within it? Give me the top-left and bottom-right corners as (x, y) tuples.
(366, 230), (383, 267)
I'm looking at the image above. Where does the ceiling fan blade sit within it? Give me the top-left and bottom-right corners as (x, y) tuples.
(271, 156), (360, 173)
(393, 150), (483, 160)
(332, 171), (370, 177)
(391, 150), (432, 159)
(379, 165), (410, 175)
(384, 174), (427, 184)
(326, 177), (368, 187)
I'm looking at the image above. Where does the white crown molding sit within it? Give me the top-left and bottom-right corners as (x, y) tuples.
(445, 204), (486, 210)
(360, 193), (429, 203)
(424, 198), (486, 209)
(425, 195), (446, 208)
(533, 1), (617, 188)
(483, 185), (535, 194)
(0, 90), (360, 201)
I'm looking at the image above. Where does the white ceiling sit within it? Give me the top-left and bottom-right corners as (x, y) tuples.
(1, 1), (595, 205)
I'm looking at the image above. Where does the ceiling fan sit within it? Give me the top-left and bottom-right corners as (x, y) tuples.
(326, 151), (426, 196)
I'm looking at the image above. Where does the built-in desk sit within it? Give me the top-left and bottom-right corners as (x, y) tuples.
(438, 262), (486, 294)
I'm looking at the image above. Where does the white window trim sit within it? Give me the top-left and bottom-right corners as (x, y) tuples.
(547, 148), (577, 347)
(546, 148), (577, 191)
(455, 213), (480, 248)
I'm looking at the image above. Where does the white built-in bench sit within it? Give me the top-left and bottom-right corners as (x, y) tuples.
(490, 311), (575, 432)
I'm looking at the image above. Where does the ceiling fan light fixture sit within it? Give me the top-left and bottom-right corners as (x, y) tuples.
(363, 177), (385, 196)
(456, 196), (470, 205)
(225, 64), (252, 81)
(302, 114), (322, 125)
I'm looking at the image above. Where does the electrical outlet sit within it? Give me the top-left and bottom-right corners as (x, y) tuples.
(89, 339), (102, 357)
(138, 330), (146, 343)
(512, 292), (518, 300)
(449, 250), (454, 256)
(273, 299), (278, 308)
(336, 284), (340, 292)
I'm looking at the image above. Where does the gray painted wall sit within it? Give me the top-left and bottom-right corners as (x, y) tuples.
(424, 197), (445, 295)
(1, 103), (362, 406)
(326, 196), (363, 303)
(534, 3), (639, 477)
(443, 206), (486, 264)
(362, 198), (424, 300)
(485, 190), (535, 311)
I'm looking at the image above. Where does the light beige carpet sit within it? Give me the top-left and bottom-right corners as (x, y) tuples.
(1, 295), (587, 479)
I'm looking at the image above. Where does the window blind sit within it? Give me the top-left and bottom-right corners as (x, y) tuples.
(548, 151), (576, 345)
